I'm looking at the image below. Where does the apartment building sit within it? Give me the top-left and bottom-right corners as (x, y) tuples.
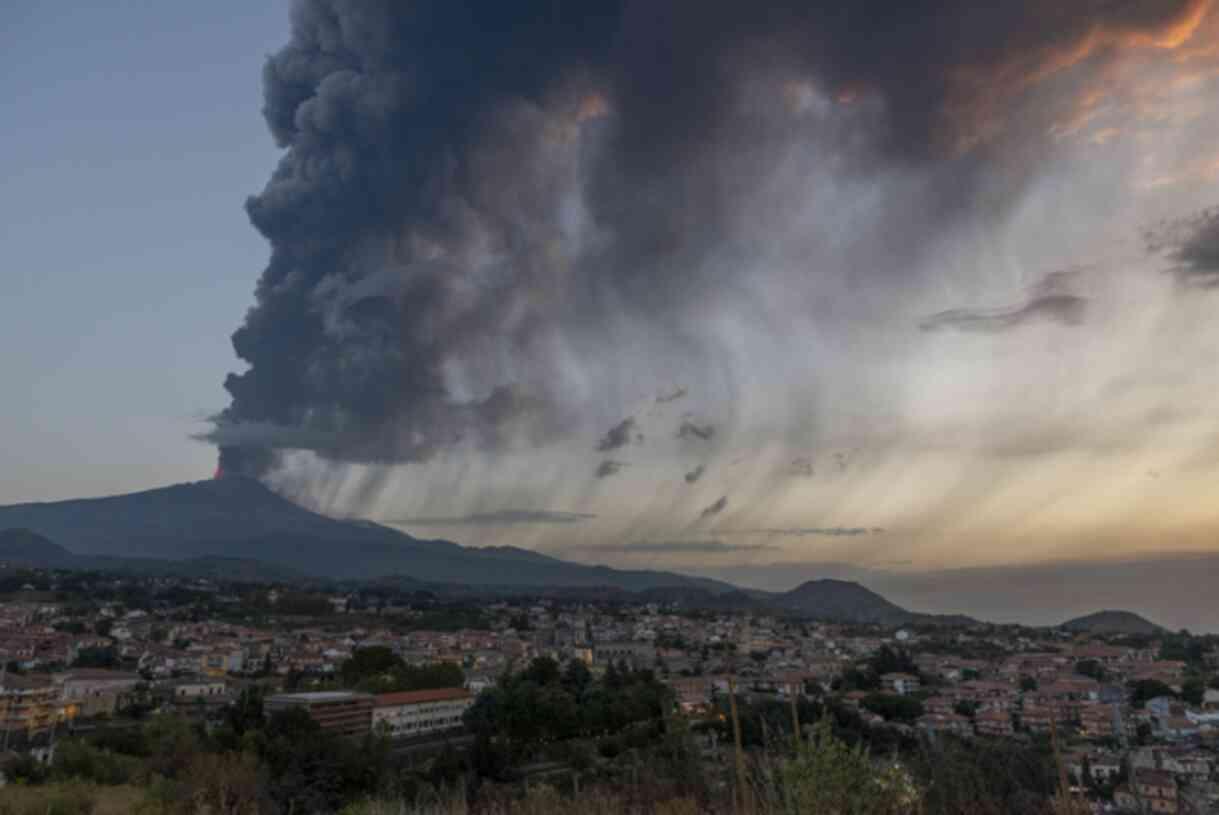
(266, 690), (374, 738)
(372, 688), (472, 739)
(0, 673), (56, 735)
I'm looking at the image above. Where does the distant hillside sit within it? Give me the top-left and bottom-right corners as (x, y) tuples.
(0, 527), (304, 582)
(775, 579), (915, 624)
(0, 528), (77, 568)
(1061, 610), (1164, 635)
(0, 479), (727, 591)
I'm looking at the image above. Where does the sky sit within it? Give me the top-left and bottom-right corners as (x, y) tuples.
(0, 1), (287, 500)
(3, 1), (1219, 629)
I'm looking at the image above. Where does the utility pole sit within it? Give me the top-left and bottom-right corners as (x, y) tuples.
(789, 684), (802, 750)
(1, 660), (9, 754)
(728, 677), (749, 815)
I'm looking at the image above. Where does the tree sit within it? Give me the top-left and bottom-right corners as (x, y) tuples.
(1020, 675), (1039, 693)
(561, 658), (592, 694)
(340, 646), (404, 686)
(1181, 677), (1205, 706)
(861, 693), (925, 724)
(954, 700), (979, 719)
(1130, 679), (1176, 708)
(1075, 660), (1106, 681)
(870, 646), (917, 677)
(74, 646), (118, 668)
(519, 656), (561, 686)
(780, 720), (921, 814)
(225, 686), (265, 736)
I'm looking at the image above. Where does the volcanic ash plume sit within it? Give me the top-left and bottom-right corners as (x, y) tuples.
(204, 0), (1219, 571)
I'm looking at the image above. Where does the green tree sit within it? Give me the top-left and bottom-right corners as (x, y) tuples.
(861, 693), (925, 724)
(1075, 659), (1106, 681)
(1129, 679), (1176, 708)
(73, 646), (118, 668)
(1181, 677), (1205, 706)
(780, 720), (921, 814)
(340, 646), (404, 686)
(954, 700), (979, 718)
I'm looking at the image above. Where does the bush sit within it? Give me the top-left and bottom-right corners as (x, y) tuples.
(768, 721), (921, 814)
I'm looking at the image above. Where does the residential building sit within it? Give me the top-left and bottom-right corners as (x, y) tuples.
(668, 677), (712, 711)
(975, 709), (1014, 737)
(0, 674), (56, 735)
(916, 712), (973, 737)
(56, 669), (141, 718)
(266, 691), (374, 738)
(162, 677), (227, 702)
(594, 641), (657, 669)
(1131, 769), (1178, 814)
(880, 673), (920, 696)
(372, 688), (472, 739)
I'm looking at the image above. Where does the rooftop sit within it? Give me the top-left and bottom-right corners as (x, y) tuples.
(268, 691), (372, 703)
(375, 687), (472, 707)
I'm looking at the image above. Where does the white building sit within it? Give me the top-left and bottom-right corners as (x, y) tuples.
(372, 688), (472, 739)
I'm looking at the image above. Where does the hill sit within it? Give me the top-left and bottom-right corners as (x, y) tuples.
(0, 526), (305, 582)
(775, 578), (916, 624)
(1060, 610), (1164, 635)
(0, 478), (725, 591)
(0, 528), (77, 568)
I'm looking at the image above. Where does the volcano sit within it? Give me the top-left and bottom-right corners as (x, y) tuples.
(0, 478), (725, 590)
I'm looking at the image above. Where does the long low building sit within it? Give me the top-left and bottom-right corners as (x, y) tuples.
(373, 688), (472, 740)
(265, 691), (374, 738)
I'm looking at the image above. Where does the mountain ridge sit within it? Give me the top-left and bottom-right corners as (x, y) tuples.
(0, 479), (726, 591)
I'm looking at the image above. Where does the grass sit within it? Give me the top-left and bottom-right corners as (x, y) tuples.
(0, 781), (148, 815)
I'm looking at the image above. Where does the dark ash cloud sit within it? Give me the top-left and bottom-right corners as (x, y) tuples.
(685, 464), (706, 484)
(1146, 207), (1219, 287)
(699, 495), (728, 519)
(920, 271), (1087, 333)
(389, 509), (596, 526)
(595, 460), (627, 479)
(597, 417), (639, 452)
(212, 0), (1205, 476)
(677, 420), (715, 442)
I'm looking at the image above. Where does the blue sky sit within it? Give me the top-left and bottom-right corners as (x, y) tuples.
(1, 2), (289, 501)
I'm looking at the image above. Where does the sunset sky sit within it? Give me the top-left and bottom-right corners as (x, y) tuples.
(4, 1), (1219, 628)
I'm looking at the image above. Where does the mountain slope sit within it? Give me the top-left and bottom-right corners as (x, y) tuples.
(0, 528), (77, 568)
(1060, 610), (1164, 635)
(775, 578), (915, 624)
(0, 479), (726, 591)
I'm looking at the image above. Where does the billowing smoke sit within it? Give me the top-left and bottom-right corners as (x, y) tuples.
(209, 0), (1211, 478)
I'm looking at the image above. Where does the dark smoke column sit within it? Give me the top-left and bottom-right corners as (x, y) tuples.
(210, 0), (1208, 478)
(211, 1), (620, 477)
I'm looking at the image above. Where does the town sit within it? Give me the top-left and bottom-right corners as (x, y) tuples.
(1, 566), (1217, 814)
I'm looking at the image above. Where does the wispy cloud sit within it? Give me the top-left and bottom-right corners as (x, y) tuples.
(920, 271), (1087, 333)
(597, 417), (639, 452)
(724, 527), (884, 537)
(699, 496), (728, 519)
(389, 510), (597, 527)
(595, 460), (627, 479)
(592, 539), (774, 554)
(677, 419), (715, 441)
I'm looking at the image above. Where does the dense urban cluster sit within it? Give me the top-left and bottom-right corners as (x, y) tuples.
(1, 566), (1217, 813)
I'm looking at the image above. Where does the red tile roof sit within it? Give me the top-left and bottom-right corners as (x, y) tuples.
(374, 687), (471, 707)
